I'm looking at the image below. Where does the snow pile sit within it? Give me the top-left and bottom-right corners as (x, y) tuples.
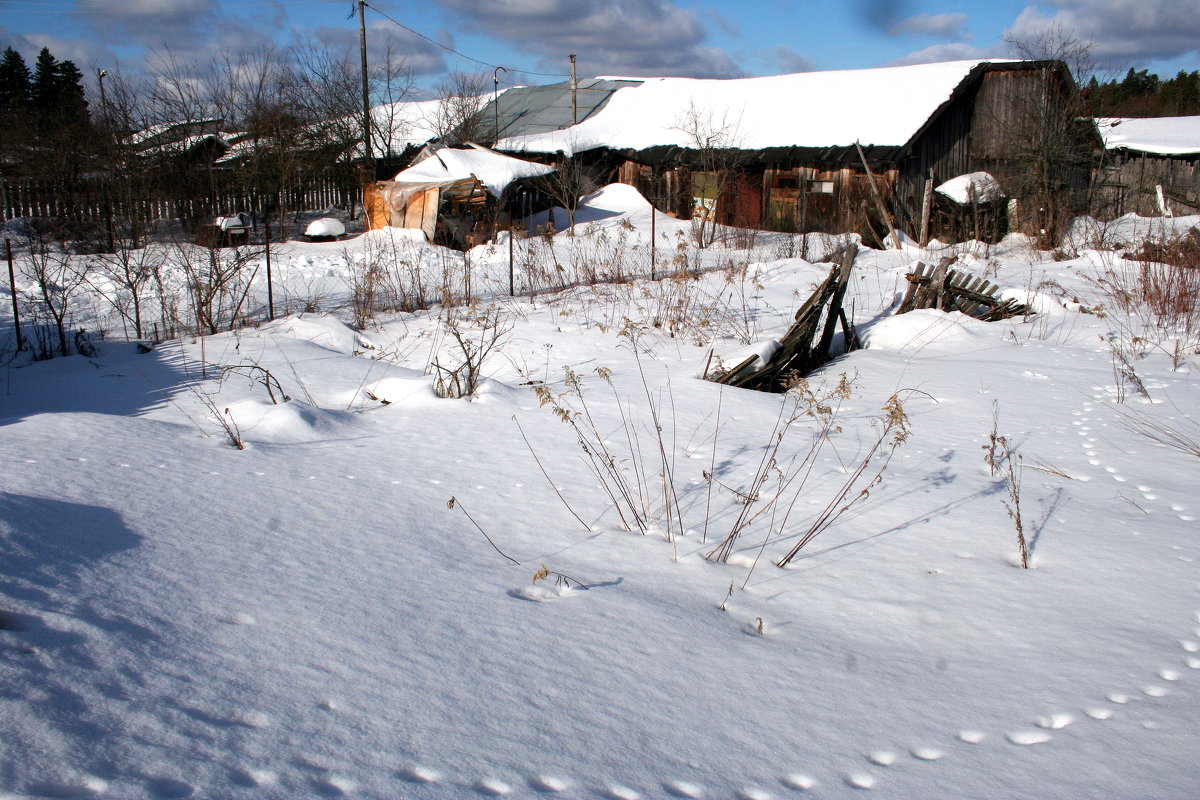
(499, 60), (1004, 155)
(304, 217), (345, 238)
(1096, 116), (1200, 155)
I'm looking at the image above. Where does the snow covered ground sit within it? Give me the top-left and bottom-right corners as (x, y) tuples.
(1, 193), (1199, 799)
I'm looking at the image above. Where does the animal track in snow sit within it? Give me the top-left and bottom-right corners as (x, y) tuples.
(736, 787), (773, 800)
(844, 772), (876, 789)
(1005, 730), (1051, 745)
(314, 775), (356, 796)
(529, 775), (571, 792)
(1035, 713), (1074, 730)
(398, 765), (440, 783)
(663, 779), (704, 797)
(231, 767), (277, 787)
(780, 773), (815, 790)
(25, 778), (107, 798)
(475, 777), (513, 795)
(147, 777), (194, 797)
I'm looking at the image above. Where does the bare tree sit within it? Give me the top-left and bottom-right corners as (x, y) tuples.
(674, 100), (745, 248)
(994, 26), (1103, 247)
(429, 71), (490, 146)
(542, 153), (599, 233)
(20, 228), (89, 357)
(89, 242), (166, 339)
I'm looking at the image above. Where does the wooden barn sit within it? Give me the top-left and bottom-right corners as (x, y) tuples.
(488, 60), (1100, 246)
(1094, 116), (1200, 217)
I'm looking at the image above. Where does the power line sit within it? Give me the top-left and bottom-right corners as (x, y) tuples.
(363, 1), (569, 79)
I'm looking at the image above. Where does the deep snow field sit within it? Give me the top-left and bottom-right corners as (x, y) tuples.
(1, 190), (1199, 799)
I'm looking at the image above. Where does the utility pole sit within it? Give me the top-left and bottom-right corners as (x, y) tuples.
(358, 0), (372, 175)
(569, 54), (578, 125)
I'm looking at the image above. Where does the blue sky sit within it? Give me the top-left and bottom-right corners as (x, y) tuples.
(2, 1), (1199, 96)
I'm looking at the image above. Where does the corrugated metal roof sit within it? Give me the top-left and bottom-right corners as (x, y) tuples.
(481, 79), (642, 143)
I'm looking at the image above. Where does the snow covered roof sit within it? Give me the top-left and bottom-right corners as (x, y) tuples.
(1096, 116), (1200, 156)
(481, 79), (642, 142)
(496, 60), (1017, 156)
(392, 143), (555, 197)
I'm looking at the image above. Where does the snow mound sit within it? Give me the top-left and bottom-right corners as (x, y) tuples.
(305, 217), (346, 238)
(266, 314), (376, 356)
(864, 309), (994, 354)
(223, 399), (357, 443)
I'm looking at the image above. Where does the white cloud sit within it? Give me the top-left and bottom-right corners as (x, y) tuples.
(433, 0), (743, 78)
(887, 13), (969, 40)
(771, 45), (815, 74)
(890, 42), (1002, 67)
(1003, 0), (1200, 67)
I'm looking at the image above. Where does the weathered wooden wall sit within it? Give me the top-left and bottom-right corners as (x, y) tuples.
(1093, 151), (1200, 216)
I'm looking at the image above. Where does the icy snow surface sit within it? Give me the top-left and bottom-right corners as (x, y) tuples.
(1, 188), (1198, 799)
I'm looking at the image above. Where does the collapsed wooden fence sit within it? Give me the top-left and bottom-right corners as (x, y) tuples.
(714, 244), (860, 392)
(897, 257), (1032, 319)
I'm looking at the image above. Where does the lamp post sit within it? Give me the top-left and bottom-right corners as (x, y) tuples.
(493, 66), (506, 145)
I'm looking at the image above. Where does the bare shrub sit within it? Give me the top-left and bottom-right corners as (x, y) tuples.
(432, 305), (513, 399)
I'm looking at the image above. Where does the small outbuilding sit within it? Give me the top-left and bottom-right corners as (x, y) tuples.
(1094, 116), (1200, 216)
(364, 143), (556, 248)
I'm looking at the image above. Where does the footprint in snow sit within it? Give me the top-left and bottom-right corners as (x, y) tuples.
(476, 778), (513, 796)
(1005, 730), (1051, 745)
(911, 746), (944, 761)
(780, 773), (815, 790)
(602, 784), (641, 800)
(1084, 708), (1113, 720)
(867, 750), (896, 766)
(1035, 713), (1074, 730)
(737, 788), (773, 800)
(844, 772), (876, 789)
(529, 775), (571, 792)
(26, 777), (108, 798)
(508, 584), (574, 602)
(314, 776), (356, 796)
(230, 767), (277, 787)
(1157, 668), (1180, 681)
(1142, 685), (1169, 697)
(1107, 692), (1130, 704)
(147, 777), (194, 798)
(398, 766), (441, 783)
(663, 780), (704, 797)
(957, 730), (985, 744)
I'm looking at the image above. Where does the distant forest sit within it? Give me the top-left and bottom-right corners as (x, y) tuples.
(1084, 68), (1200, 117)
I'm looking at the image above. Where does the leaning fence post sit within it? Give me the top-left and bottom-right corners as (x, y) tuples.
(264, 218), (275, 321)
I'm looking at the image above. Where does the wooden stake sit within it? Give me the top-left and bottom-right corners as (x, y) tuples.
(5, 239), (22, 351)
(855, 141), (899, 247)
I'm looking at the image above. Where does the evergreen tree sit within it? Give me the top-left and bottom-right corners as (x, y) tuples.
(0, 47), (31, 111)
(30, 47), (58, 114)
